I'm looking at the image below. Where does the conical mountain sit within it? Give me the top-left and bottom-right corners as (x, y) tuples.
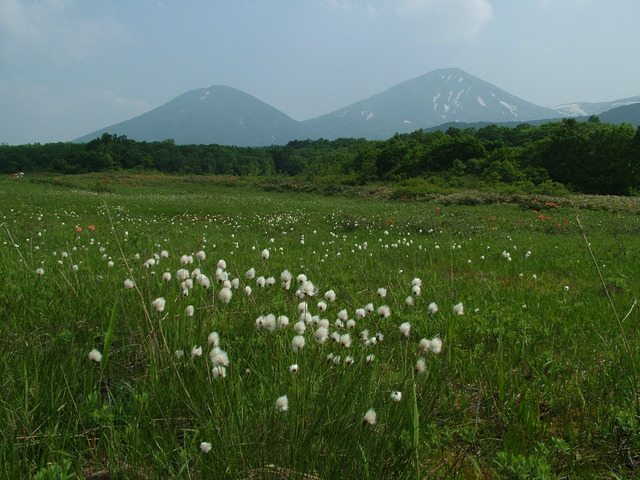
(75, 86), (303, 146)
(301, 67), (559, 140)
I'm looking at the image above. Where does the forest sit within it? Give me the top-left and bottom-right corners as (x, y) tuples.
(2, 117), (639, 196)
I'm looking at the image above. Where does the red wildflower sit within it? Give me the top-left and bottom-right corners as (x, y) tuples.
(76, 226), (82, 232)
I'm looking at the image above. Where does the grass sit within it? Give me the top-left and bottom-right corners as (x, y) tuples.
(1, 173), (640, 479)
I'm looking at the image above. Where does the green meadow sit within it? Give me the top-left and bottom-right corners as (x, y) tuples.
(1, 174), (640, 479)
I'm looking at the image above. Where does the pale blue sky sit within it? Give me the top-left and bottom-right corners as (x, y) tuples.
(1, 0), (639, 145)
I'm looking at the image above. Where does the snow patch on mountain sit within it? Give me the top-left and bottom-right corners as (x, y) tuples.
(477, 96), (486, 107)
(500, 101), (519, 117)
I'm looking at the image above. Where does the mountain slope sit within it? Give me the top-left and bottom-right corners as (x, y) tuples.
(75, 86), (303, 146)
(598, 102), (640, 126)
(551, 96), (640, 117)
(300, 68), (560, 140)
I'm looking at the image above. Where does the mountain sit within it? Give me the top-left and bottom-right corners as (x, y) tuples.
(598, 102), (640, 126)
(75, 68), (639, 146)
(75, 86), (303, 146)
(551, 96), (640, 117)
(300, 68), (560, 140)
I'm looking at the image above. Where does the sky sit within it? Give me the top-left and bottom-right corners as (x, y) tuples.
(1, 0), (639, 145)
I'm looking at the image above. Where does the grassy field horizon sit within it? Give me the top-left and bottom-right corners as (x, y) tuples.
(2, 173), (639, 479)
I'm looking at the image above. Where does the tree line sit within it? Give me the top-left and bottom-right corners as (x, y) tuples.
(2, 118), (639, 195)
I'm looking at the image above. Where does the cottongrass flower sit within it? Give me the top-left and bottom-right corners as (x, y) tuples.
(256, 276), (266, 287)
(317, 301), (327, 312)
(107, 261), (115, 268)
(185, 305), (195, 317)
(364, 303), (374, 313)
(277, 315), (290, 328)
(289, 364), (299, 373)
(415, 357), (426, 373)
(292, 335), (306, 352)
(366, 354), (375, 364)
(176, 268), (190, 280)
(174, 350), (184, 359)
(88, 349), (102, 363)
(198, 275), (211, 288)
(261, 248), (270, 260)
(263, 314), (277, 331)
(390, 391), (402, 402)
(212, 366), (226, 378)
(339, 333), (352, 348)
(72, 264), (79, 271)
(346, 319), (356, 329)
(123, 279), (134, 289)
(208, 331), (220, 347)
(412, 285), (421, 296)
(405, 296), (414, 306)
(245, 267), (256, 279)
(191, 346), (203, 358)
(345, 356), (355, 365)
(152, 297), (166, 312)
(293, 321), (306, 334)
(217, 259), (227, 269)
(299, 280), (316, 297)
(160, 250), (169, 259)
(244, 285), (252, 295)
(200, 442), (213, 453)
(314, 326), (329, 344)
(453, 302), (464, 315)
(377, 287), (387, 297)
(298, 301), (309, 312)
(218, 287), (232, 304)
(276, 395), (289, 412)
(355, 308), (366, 318)
(324, 289), (336, 301)
(36, 267), (45, 275)
(428, 302), (439, 314)
(209, 347), (229, 367)
(419, 338), (431, 351)
(338, 309), (349, 321)
(191, 268), (202, 279)
(231, 278), (240, 289)
(196, 250), (206, 261)
(429, 337), (443, 354)
(377, 305), (391, 318)
(399, 322), (411, 337)
(297, 273), (307, 285)
(180, 254), (193, 265)
(162, 272), (172, 282)
(265, 276), (276, 287)
(362, 409), (377, 425)
(411, 277), (422, 287)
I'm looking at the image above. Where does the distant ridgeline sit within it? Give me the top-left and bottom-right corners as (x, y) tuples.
(2, 118), (640, 196)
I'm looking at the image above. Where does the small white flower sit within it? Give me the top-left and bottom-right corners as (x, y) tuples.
(196, 250), (206, 261)
(363, 409), (377, 425)
(364, 303), (374, 313)
(419, 338), (431, 351)
(399, 322), (411, 337)
(261, 248), (270, 260)
(338, 309), (349, 321)
(152, 297), (166, 312)
(564, 285), (570, 292)
(314, 326), (329, 344)
(198, 275), (211, 288)
(218, 287), (232, 304)
(324, 289), (336, 301)
(355, 308), (366, 318)
(293, 321), (306, 334)
(160, 250), (169, 259)
(256, 276), (266, 287)
(377, 305), (391, 318)
(453, 302), (464, 315)
(36, 267), (45, 275)
(176, 268), (190, 280)
(191, 346), (203, 358)
(162, 272), (172, 282)
(123, 279), (134, 289)
(289, 364), (299, 373)
(245, 267), (256, 279)
(411, 277), (422, 287)
(297, 273), (307, 284)
(339, 333), (352, 348)
(185, 305), (195, 317)
(200, 442), (212, 453)
(429, 337), (443, 354)
(411, 285), (421, 296)
(415, 357), (426, 373)
(209, 347), (229, 366)
(88, 349), (102, 362)
(211, 366), (226, 378)
(292, 335), (306, 352)
(346, 319), (356, 329)
(377, 287), (387, 297)
(264, 314), (277, 331)
(366, 354), (375, 364)
(390, 391), (402, 402)
(277, 315), (290, 328)
(276, 395), (289, 412)
(244, 285), (252, 295)
(405, 296), (414, 306)
(208, 332), (220, 346)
